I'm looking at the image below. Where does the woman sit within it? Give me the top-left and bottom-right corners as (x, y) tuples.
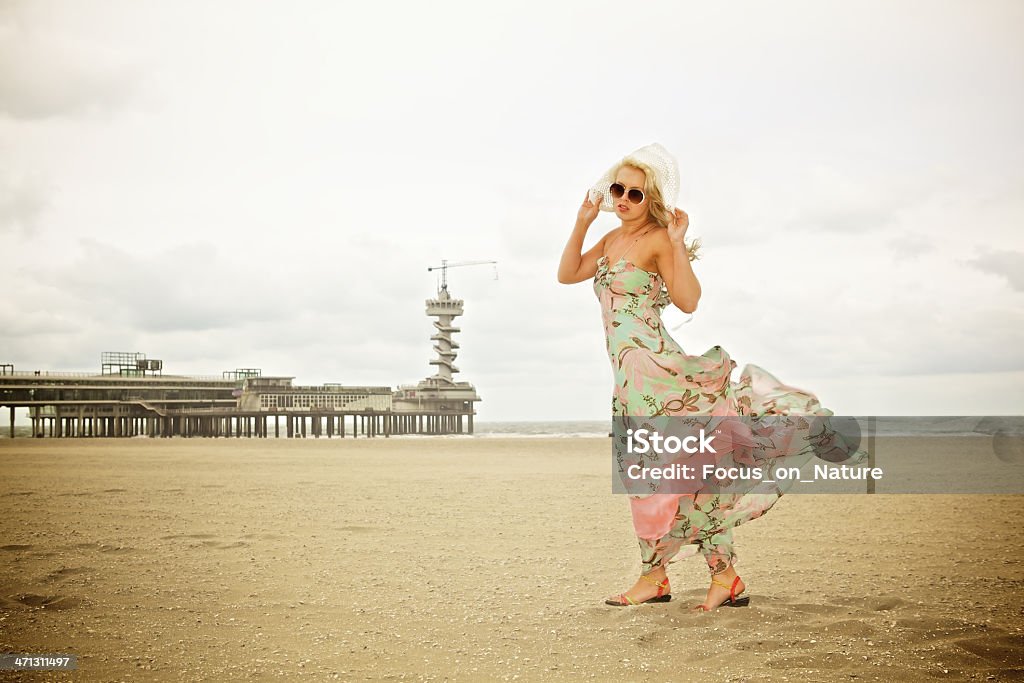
(557, 143), (861, 611)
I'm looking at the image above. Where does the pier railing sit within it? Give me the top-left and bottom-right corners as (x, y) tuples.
(0, 371), (228, 381)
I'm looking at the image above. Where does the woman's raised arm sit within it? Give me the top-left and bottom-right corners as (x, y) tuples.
(558, 190), (613, 284)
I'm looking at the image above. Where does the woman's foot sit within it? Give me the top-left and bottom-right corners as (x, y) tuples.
(605, 570), (671, 606)
(693, 568), (747, 611)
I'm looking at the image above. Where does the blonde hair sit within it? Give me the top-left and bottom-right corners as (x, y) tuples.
(613, 160), (702, 262)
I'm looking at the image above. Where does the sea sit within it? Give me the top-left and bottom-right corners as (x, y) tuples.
(459, 416), (1024, 439)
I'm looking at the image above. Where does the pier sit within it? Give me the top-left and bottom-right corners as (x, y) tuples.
(0, 370), (475, 439)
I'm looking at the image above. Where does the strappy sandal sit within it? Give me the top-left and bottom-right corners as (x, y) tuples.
(693, 575), (750, 611)
(604, 573), (671, 606)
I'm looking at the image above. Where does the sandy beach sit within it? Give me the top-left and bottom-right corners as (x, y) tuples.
(1, 436), (1022, 681)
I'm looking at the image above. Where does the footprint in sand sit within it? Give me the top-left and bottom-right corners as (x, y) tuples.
(69, 542), (133, 554)
(96, 543), (133, 554)
(200, 540), (249, 549)
(953, 632), (1024, 668)
(44, 567), (92, 583)
(863, 595), (907, 611)
(12, 593), (82, 610)
(159, 533), (216, 540)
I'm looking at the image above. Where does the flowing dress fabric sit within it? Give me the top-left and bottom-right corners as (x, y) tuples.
(593, 239), (863, 575)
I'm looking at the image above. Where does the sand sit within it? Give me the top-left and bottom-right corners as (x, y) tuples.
(1, 436), (1022, 682)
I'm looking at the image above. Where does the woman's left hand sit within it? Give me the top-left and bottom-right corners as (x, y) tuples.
(667, 208), (689, 244)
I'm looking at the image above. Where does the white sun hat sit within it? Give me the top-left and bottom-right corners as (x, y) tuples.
(591, 142), (680, 213)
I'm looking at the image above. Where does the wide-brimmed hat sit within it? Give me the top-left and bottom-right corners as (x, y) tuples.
(591, 142), (680, 213)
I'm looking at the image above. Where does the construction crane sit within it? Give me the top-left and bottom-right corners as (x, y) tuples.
(427, 259), (498, 291)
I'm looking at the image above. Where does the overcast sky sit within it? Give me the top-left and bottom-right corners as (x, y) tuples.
(2, 0), (1022, 421)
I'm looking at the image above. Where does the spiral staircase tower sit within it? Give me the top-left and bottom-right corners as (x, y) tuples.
(427, 286), (462, 383)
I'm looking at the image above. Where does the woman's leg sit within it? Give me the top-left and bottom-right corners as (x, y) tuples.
(686, 496), (750, 609)
(605, 506), (692, 604)
(695, 528), (747, 610)
(698, 527), (736, 575)
(639, 534), (687, 575)
(604, 541), (672, 605)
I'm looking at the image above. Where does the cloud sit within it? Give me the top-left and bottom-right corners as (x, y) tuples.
(0, 2), (143, 120)
(781, 163), (949, 235)
(0, 171), (48, 234)
(24, 238), (298, 333)
(0, 236), (457, 384)
(967, 249), (1024, 292)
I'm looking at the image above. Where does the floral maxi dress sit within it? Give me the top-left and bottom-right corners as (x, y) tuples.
(593, 234), (864, 576)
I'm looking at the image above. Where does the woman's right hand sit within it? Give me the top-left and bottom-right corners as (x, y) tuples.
(577, 189), (602, 226)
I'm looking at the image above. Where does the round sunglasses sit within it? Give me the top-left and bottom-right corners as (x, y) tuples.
(609, 182), (645, 205)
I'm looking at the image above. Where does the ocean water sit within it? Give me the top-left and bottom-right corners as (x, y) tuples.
(472, 421), (610, 438)
(472, 416), (1024, 438)
(457, 416), (1024, 438)
(369, 421), (611, 439)
(868, 416), (1024, 437)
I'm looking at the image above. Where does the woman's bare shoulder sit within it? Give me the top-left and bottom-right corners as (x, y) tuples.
(650, 227), (677, 266)
(647, 225), (672, 251)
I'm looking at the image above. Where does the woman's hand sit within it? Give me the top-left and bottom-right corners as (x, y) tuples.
(667, 207), (689, 244)
(577, 189), (602, 226)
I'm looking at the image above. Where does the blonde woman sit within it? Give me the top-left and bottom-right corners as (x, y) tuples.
(558, 143), (854, 611)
